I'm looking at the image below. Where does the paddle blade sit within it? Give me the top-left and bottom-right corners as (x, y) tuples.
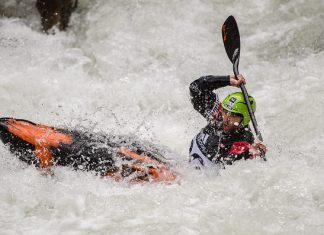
(222, 16), (240, 64)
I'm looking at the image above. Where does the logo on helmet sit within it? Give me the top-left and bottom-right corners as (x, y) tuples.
(225, 97), (237, 110)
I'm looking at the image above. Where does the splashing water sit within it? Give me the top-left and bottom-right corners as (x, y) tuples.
(1, 0), (324, 234)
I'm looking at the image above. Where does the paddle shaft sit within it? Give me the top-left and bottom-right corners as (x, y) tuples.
(233, 62), (263, 142)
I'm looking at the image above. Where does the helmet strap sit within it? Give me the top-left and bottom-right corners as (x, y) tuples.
(237, 118), (245, 129)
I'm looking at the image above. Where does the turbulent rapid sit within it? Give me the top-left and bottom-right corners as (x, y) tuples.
(1, 0), (324, 234)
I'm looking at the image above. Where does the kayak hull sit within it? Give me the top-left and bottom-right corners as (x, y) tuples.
(0, 117), (176, 182)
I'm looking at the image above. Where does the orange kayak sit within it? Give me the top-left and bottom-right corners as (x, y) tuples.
(0, 117), (176, 183)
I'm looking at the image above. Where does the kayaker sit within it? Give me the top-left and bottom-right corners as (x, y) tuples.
(189, 74), (267, 168)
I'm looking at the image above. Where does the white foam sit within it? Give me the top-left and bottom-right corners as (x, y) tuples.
(1, 0), (324, 234)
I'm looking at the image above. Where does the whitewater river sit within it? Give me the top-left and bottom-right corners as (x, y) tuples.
(1, 0), (324, 234)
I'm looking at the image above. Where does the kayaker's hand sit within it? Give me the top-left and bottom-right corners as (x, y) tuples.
(230, 74), (246, 87)
(249, 143), (267, 159)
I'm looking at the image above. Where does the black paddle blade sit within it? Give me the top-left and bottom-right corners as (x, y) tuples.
(222, 16), (240, 64)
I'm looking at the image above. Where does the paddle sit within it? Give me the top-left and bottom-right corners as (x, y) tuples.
(222, 15), (263, 142)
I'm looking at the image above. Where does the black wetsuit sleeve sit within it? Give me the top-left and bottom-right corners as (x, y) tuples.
(223, 150), (250, 165)
(189, 75), (230, 119)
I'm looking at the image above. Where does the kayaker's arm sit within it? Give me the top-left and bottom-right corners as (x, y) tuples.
(221, 142), (267, 165)
(189, 75), (230, 118)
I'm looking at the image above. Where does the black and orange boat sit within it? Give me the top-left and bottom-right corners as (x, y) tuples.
(0, 117), (176, 183)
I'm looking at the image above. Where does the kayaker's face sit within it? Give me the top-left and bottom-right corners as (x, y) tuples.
(221, 108), (243, 132)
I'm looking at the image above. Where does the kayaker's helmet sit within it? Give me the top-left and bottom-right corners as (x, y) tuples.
(221, 92), (256, 126)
